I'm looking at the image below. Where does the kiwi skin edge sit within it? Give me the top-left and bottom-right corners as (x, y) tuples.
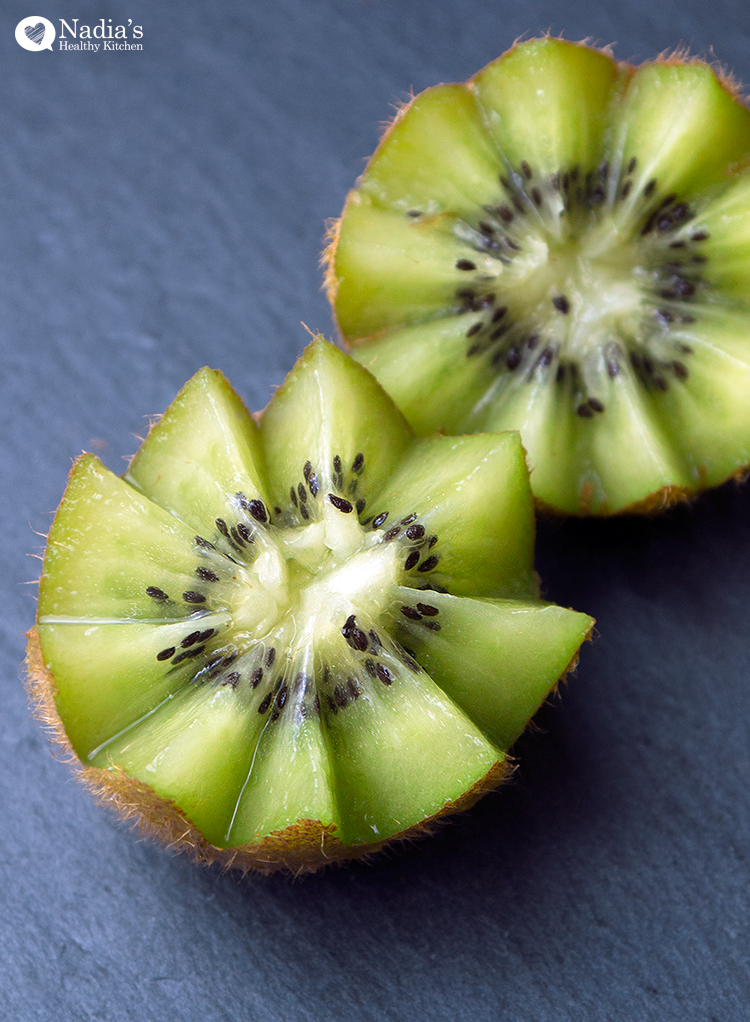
(26, 627), (524, 875)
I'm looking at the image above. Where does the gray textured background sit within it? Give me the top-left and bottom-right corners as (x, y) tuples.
(3, 1), (750, 1019)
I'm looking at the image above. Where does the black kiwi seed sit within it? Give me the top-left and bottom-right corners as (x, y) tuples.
(181, 630), (203, 648)
(416, 603), (439, 616)
(334, 685), (348, 708)
(300, 504), (310, 521)
(376, 664), (393, 685)
(237, 523), (252, 543)
(230, 526), (245, 548)
(183, 591), (206, 604)
(172, 644), (206, 665)
(215, 518), (230, 539)
(423, 621), (441, 631)
(401, 651), (421, 673)
(258, 693), (272, 714)
(194, 536), (216, 550)
(372, 511), (388, 528)
(328, 493), (354, 513)
(539, 346), (555, 368)
(456, 259), (477, 271)
(146, 586), (169, 601)
(156, 646), (175, 662)
(588, 397), (605, 413)
(400, 606), (422, 621)
(406, 523), (425, 540)
(342, 614), (368, 651)
(417, 555), (439, 573)
(195, 567), (219, 584)
(552, 295), (570, 314)
(352, 452), (365, 473)
(264, 647), (276, 668)
(308, 474), (320, 496)
(304, 461), (312, 482)
(368, 629), (382, 652)
(365, 659), (378, 677)
(404, 550), (420, 571)
(223, 672), (240, 688)
(401, 513), (417, 525)
(428, 535), (438, 548)
(506, 348), (521, 370)
(333, 454), (342, 474)
(351, 628), (369, 651)
(384, 526), (401, 541)
(289, 486), (298, 506)
(298, 482), (307, 504)
(347, 678), (361, 700)
(466, 321), (483, 338)
(276, 685), (288, 709)
(251, 667), (263, 688)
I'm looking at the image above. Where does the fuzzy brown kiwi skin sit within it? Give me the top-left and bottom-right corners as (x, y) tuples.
(25, 627), (514, 876)
(322, 39), (750, 517)
(533, 465), (750, 518)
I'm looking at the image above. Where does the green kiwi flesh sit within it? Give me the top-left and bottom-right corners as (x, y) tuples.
(328, 38), (750, 515)
(29, 338), (593, 873)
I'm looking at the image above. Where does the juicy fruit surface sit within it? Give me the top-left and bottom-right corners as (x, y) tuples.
(329, 38), (750, 514)
(32, 339), (593, 872)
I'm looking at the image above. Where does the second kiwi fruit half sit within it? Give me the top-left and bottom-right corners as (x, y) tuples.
(326, 36), (750, 515)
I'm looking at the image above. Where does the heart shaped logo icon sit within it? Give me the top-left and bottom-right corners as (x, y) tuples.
(24, 22), (45, 45)
(16, 16), (56, 50)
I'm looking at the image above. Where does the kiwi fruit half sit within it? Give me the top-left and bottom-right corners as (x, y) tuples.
(27, 338), (593, 874)
(326, 37), (750, 515)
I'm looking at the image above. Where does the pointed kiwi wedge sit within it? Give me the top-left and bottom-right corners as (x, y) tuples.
(27, 338), (593, 874)
(326, 37), (750, 515)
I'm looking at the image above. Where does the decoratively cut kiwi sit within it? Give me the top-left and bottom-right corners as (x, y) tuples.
(27, 338), (593, 874)
(326, 37), (750, 515)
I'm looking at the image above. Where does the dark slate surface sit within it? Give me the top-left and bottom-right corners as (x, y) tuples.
(3, 1), (750, 1019)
